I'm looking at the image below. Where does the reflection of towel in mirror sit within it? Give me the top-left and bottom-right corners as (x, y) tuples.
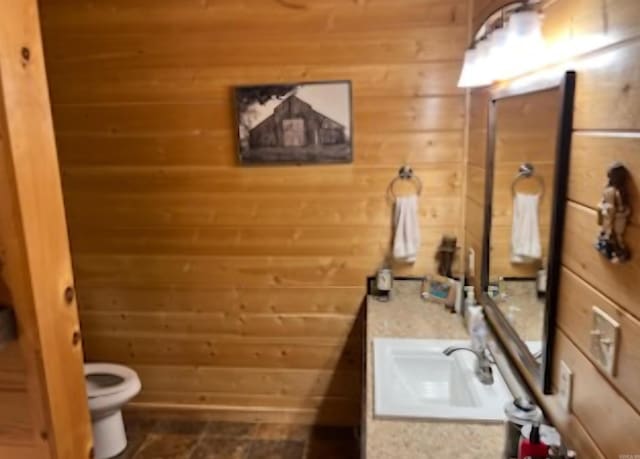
(511, 192), (541, 263)
(393, 195), (420, 263)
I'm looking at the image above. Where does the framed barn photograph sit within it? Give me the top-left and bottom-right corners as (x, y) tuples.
(235, 81), (353, 164)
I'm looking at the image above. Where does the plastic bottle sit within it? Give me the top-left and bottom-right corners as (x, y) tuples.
(464, 286), (475, 309)
(469, 307), (488, 353)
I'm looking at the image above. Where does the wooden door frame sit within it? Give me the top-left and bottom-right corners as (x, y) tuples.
(0, 1), (93, 458)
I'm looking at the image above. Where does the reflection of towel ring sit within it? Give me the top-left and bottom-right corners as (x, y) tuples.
(387, 165), (422, 200)
(512, 163), (544, 198)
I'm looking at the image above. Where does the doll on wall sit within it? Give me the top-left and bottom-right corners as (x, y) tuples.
(595, 162), (632, 263)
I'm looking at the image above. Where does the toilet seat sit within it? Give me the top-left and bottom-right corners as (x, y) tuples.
(85, 363), (139, 398)
(85, 363), (141, 415)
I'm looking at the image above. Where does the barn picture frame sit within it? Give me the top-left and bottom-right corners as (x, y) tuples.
(234, 80), (353, 165)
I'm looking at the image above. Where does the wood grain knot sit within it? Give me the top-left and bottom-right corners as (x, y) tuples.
(64, 286), (75, 304)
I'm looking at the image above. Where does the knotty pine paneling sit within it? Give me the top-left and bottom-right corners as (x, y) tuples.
(72, 255), (435, 289)
(63, 193), (461, 228)
(67, 225), (456, 258)
(464, 0), (640, 455)
(569, 133), (640, 226)
(557, 268), (640, 413)
(0, 246), (33, 448)
(572, 42), (640, 131)
(55, 131), (464, 168)
(82, 334), (361, 371)
(60, 166), (460, 195)
(542, 0), (640, 46)
(563, 202), (640, 320)
(43, 30), (468, 70)
(42, 0), (470, 34)
(130, 365), (361, 398)
(39, 0), (469, 423)
(52, 97), (466, 134)
(80, 311), (358, 339)
(0, 343), (34, 449)
(47, 63), (465, 104)
(550, 331), (640, 458)
(76, 286), (365, 315)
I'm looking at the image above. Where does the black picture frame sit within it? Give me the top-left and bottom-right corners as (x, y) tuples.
(234, 80), (354, 165)
(480, 71), (576, 394)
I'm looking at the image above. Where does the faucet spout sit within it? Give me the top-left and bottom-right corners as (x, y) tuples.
(442, 345), (494, 385)
(442, 345), (483, 359)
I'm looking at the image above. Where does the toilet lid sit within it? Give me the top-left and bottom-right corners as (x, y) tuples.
(84, 363), (139, 399)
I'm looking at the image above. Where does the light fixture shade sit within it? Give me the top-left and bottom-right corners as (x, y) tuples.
(503, 9), (546, 78)
(457, 48), (479, 88)
(474, 39), (494, 86)
(457, 42), (493, 88)
(488, 27), (510, 81)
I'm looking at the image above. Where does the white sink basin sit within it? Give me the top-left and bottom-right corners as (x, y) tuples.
(373, 338), (512, 423)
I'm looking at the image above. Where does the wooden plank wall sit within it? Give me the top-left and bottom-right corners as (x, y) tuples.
(38, 0), (470, 424)
(467, 0), (640, 456)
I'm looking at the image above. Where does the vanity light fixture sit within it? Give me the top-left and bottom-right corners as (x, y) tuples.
(457, 1), (545, 88)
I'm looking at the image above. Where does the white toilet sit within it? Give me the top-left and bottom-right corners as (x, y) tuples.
(85, 363), (142, 459)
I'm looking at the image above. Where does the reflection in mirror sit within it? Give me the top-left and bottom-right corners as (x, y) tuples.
(488, 89), (560, 353)
(482, 71), (576, 394)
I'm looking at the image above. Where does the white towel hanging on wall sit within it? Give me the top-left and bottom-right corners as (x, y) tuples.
(393, 195), (421, 263)
(511, 192), (542, 263)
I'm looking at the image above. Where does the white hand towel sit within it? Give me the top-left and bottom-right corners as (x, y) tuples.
(393, 195), (420, 263)
(511, 192), (542, 263)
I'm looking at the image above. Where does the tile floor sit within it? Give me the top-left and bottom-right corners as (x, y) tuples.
(115, 413), (360, 459)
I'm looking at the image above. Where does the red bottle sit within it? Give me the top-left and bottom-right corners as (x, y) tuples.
(518, 424), (549, 459)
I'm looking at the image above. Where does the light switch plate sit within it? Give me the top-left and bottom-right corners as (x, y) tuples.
(590, 306), (620, 376)
(558, 360), (573, 413)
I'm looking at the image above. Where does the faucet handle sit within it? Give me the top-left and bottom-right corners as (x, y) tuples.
(475, 358), (494, 385)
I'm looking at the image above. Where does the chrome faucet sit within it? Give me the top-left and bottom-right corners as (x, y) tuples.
(442, 346), (494, 385)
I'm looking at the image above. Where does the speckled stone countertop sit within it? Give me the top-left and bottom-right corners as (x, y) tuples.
(364, 280), (505, 459)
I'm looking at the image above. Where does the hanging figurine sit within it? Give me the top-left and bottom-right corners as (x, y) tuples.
(435, 235), (458, 278)
(595, 162), (631, 263)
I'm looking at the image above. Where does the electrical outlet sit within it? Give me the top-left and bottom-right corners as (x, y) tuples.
(558, 360), (573, 413)
(590, 306), (620, 376)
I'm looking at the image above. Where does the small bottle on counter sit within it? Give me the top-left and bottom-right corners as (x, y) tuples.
(467, 305), (487, 353)
(462, 286), (476, 324)
(536, 263), (547, 299)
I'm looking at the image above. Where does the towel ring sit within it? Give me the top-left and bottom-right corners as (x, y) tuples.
(387, 165), (422, 201)
(511, 163), (544, 198)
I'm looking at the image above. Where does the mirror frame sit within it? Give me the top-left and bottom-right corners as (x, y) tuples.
(480, 71), (576, 394)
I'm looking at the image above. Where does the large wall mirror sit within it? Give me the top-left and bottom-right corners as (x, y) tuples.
(481, 71), (576, 393)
